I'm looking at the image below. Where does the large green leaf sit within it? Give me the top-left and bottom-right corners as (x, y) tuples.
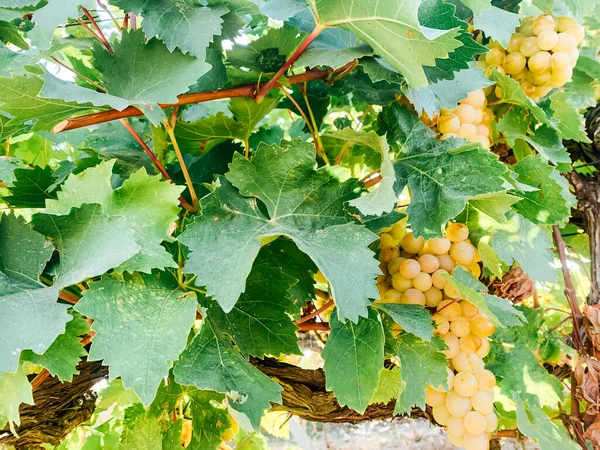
(112, 0), (228, 59)
(472, 6), (520, 48)
(391, 334), (448, 414)
(0, 364), (33, 432)
(174, 320), (283, 429)
(549, 91), (591, 143)
(179, 140), (380, 322)
(45, 161), (184, 273)
(75, 272), (198, 405)
(375, 304), (434, 341)
(322, 307), (385, 413)
(119, 414), (164, 450)
(309, 0), (462, 87)
(380, 104), (507, 239)
(32, 0), (96, 44)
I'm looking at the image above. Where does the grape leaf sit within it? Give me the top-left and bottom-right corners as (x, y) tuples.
(375, 304), (434, 342)
(278, 80), (330, 132)
(510, 156), (571, 226)
(93, 29), (210, 107)
(21, 312), (89, 381)
(0, 364), (33, 432)
(549, 91), (591, 143)
(418, 0), (488, 83)
(492, 72), (552, 127)
(0, 20), (29, 50)
(0, 156), (18, 185)
(380, 104), (507, 239)
(459, 0), (492, 15)
(390, 334), (448, 415)
(174, 320), (283, 428)
(179, 139), (380, 323)
(491, 211), (556, 283)
(112, 0), (228, 60)
(75, 272), (198, 405)
(45, 161), (184, 273)
(473, 6), (520, 48)
(514, 393), (580, 450)
(120, 415), (163, 450)
(370, 366), (401, 404)
(0, 74), (99, 132)
(32, 0), (96, 44)
(295, 28), (373, 69)
(405, 65), (493, 117)
(188, 45), (230, 94)
(360, 57), (404, 84)
(466, 191), (521, 223)
(309, 0), (462, 87)
(260, 0), (307, 20)
(208, 241), (307, 358)
(322, 307), (384, 413)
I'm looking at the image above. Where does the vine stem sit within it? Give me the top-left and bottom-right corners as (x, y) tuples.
(297, 299), (334, 325)
(49, 57), (107, 92)
(279, 87), (319, 155)
(335, 105), (371, 165)
(96, 1), (122, 32)
(163, 119), (199, 209)
(254, 24), (324, 104)
(79, 8), (113, 54)
(296, 321), (329, 332)
(299, 82), (329, 164)
(53, 68), (330, 133)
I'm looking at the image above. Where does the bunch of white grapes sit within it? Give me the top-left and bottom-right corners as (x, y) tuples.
(377, 222), (498, 450)
(428, 89), (493, 148)
(478, 14), (584, 102)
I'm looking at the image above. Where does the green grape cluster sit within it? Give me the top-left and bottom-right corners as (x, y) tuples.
(377, 222), (498, 450)
(478, 14), (584, 101)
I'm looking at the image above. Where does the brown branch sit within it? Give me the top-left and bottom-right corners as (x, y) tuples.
(297, 300), (334, 325)
(296, 321), (330, 332)
(254, 24), (324, 104)
(53, 69), (330, 134)
(81, 7), (113, 54)
(58, 290), (80, 305)
(49, 57), (106, 92)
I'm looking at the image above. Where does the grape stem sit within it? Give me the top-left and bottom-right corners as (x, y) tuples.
(297, 299), (334, 325)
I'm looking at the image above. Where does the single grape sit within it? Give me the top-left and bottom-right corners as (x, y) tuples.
(447, 416), (467, 437)
(520, 81), (537, 96)
(431, 269), (449, 289)
(475, 338), (490, 358)
(402, 288), (426, 306)
(456, 123), (479, 140)
(425, 386), (447, 407)
(438, 113), (461, 134)
(460, 334), (483, 353)
(552, 32), (577, 53)
(551, 66), (573, 87)
(466, 262), (482, 279)
(463, 433), (490, 450)
(452, 352), (482, 373)
(376, 281), (389, 296)
(433, 313), (450, 334)
(472, 108), (483, 125)
(507, 33), (527, 53)
(474, 369), (497, 391)
(390, 220), (407, 242)
(461, 301), (480, 320)
(428, 237), (452, 255)
(392, 273), (413, 292)
(455, 104), (477, 124)
(503, 52), (527, 75)
(442, 332), (461, 358)
(471, 391), (494, 415)
(531, 70), (552, 86)
(379, 233), (395, 248)
(485, 48), (505, 66)
(528, 51), (551, 74)
(485, 412), (498, 433)
(399, 259), (421, 279)
(481, 108), (494, 124)
(438, 254), (456, 272)
(445, 391), (472, 418)
(380, 246), (400, 262)
(536, 29), (559, 50)
(444, 283), (460, 300)
(551, 52), (570, 71)
(512, 68), (529, 82)
(565, 26), (585, 44)
(453, 372), (479, 397)
(387, 257), (405, 275)
(446, 223), (469, 242)
(471, 135), (491, 148)
(450, 241), (476, 265)
(432, 405), (450, 426)
(462, 89), (487, 108)
(534, 85), (553, 99)
(446, 432), (464, 448)
(464, 411), (488, 435)
(520, 37), (540, 57)
(450, 317), (471, 338)
(476, 125), (491, 138)
(413, 272), (433, 292)
(532, 14), (555, 36)
(519, 19), (534, 36)
(425, 287), (443, 307)
(418, 254), (440, 273)
(557, 17), (578, 32)
(401, 232), (425, 254)
(382, 288), (402, 303)
(471, 316), (496, 337)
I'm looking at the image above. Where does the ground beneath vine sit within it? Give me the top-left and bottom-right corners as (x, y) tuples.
(266, 418), (540, 449)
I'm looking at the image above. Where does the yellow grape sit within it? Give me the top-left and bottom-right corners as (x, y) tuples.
(389, 220), (406, 241)
(446, 223), (469, 242)
(520, 36), (540, 57)
(413, 272), (433, 292)
(531, 70), (552, 86)
(387, 257), (404, 275)
(401, 232), (425, 254)
(464, 411), (488, 435)
(455, 104), (477, 124)
(379, 233), (395, 248)
(551, 52), (570, 70)
(485, 48), (505, 66)
(438, 113), (461, 134)
(557, 16), (578, 32)
(417, 241), (434, 256)
(475, 369), (497, 391)
(528, 51), (551, 74)
(471, 391), (494, 415)
(425, 287), (443, 307)
(426, 386), (447, 407)
(181, 419), (193, 447)
(438, 254), (456, 272)
(445, 391), (472, 418)
(432, 269), (449, 289)
(447, 416), (467, 437)
(519, 19), (534, 36)
(475, 337), (490, 358)
(463, 433), (489, 450)
(536, 30), (559, 50)
(443, 332), (461, 358)
(552, 32), (577, 53)
(471, 317), (496, 337)
(399, 259), (421, 279)
(520, 81), (536, 96)
(460, 334), (483, 353)
(443, 283), (460, 300)
(507, 33), (527, 53)
(418, 254), (440, 273)
(314, 270), (328, 284)
(568, 49), (579, 67)
(446, 433), (464, 448)
(392, 273), (413, 292)
(380, 246), (400, 262)
(481, 108), (494, 124)
(476, 125), (491, 139)
(402, 288), (426, 306)
(428, 237), (451, 255)
(450, 241), (476, 265)
(452, 352), (482, 373)
(453, 372), (478, 397)
(532, 14), (555, 36)
(456, 123), (478, 140)
(382, 288), (402, 303)
(376, 281), (389, 296)
(433, 313), (450, 333)
(513, 68), (529, 82)
(551, 66), (573, 87)
(472, 108), (483, 125)
(471, 135), (490, 148)
(534, 85), (553, 99)
(450, 317), (471, 338)
(502, 52), (527, 75)
(432, 405), (450, 426)
(462, 89), (486, 108)
(461, 301), (480, 320)
(566, 26), (585, 45)
(486, 412), (498, 433)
